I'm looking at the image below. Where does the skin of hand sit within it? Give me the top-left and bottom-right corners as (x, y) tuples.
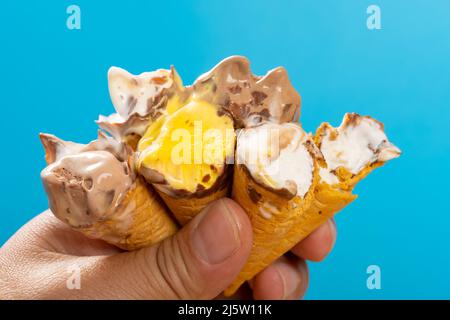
(0, 198), (336, 300)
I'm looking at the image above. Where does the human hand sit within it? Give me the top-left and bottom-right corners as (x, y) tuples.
(0, 198), (336, 300)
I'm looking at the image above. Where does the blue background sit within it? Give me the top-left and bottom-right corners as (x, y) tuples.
(1, 0), (449, 299)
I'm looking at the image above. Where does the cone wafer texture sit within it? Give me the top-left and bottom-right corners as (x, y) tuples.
(225, 122), (322, 295)
(155, 176), (231, 225)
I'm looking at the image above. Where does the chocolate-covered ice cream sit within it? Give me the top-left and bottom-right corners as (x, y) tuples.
(40, 132), (134, 229)
(193, 56), (301, 128)
(97, 66), (191, 141)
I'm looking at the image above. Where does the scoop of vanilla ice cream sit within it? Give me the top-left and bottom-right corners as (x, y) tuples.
(236, 122), (314, 198)
(319, 114), (401, 184)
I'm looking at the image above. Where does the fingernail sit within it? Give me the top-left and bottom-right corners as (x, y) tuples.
(275, 262), (302, 299)
(191, 199), (241, 265)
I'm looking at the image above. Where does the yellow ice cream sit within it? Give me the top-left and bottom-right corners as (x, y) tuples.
(138, 99), (235, 193)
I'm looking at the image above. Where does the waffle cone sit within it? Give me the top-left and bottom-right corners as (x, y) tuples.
(156, 183), (230, 226)
(225, 164), (321, 296)
(225, 160), (385, 296)
(79, 177), (178, 250)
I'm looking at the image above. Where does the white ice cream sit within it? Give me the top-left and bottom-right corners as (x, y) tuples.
(108, 67), (174, 118)
(319, 167), (339, 185)
(236, 122), (314, 198)
(319, 114), (401, 184)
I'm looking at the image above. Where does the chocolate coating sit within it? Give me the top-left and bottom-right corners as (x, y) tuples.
(40, 132), (134, 228)
(192, 56), (301, 128)
(97, 66), (190, 139)
(98, 56), (301, 141)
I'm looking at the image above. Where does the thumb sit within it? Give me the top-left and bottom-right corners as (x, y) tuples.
(86, 198), (253, 299)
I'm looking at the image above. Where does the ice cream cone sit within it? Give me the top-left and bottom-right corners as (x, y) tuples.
(136, 98), (236, 225)
(224, 122), (322, 296)
(225, 163), (322, 296)
(225, 113), (401, 296)
(40, 133), (178, 250)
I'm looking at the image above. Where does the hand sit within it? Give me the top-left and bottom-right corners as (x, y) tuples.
(0, 198), (336, 300)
